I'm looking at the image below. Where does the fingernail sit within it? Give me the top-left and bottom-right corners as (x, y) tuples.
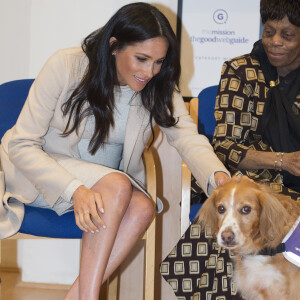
(103, 225), (106, 229)
(91, 231), (95, 234)
(101, 208), (104, 213)
(96, 229), (99, 233)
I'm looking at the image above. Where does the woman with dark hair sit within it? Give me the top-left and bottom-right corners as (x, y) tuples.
(162, 0), (300, 299)
(0, 2), (229, 299)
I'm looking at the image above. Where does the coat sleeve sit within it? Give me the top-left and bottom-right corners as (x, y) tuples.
(160, 91), (230, 196)
(7, 49), (80, 207)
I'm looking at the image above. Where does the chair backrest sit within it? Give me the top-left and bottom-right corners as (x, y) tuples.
(0, 79), (35, 139)
(197, 85), (218, 142)
(0, 79), (82, 238)
(185, 85), (218, 226)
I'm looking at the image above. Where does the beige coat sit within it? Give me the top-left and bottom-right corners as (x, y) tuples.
(0, 47), (229, 238)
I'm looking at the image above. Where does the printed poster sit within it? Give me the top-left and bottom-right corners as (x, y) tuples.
(179, 0), (261, 97)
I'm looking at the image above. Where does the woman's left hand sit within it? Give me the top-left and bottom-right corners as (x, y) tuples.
(214, 171), (231, 187)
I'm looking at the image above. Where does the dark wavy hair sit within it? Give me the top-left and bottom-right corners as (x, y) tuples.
(62, 2), (180, 154)
(260, 0), (300, 26)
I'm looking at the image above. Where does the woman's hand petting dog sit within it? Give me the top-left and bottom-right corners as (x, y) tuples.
(214, 171), (231, 187)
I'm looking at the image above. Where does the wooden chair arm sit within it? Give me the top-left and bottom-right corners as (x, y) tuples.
(142, 147), (156, 300)
(181, 161), (191, 236)
(143, 147), (157, 204)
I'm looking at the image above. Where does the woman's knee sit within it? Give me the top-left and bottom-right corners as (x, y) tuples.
(93, 173), (133, 209)
(143, 197), (155, 222)
(132, 193), (155, 226)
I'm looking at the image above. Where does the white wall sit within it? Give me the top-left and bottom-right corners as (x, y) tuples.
(0, 0), (178, 84)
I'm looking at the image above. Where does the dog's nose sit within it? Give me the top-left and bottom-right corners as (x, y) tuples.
(221, 231), (235, 243)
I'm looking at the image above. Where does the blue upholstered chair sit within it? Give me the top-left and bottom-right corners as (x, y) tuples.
(181, 85), (218, 234)
(0, 79), (82, 238)
(189, 85), (218, 221)
(0, 79), (157, 300)
(190, 85), (218, 220)
(195, 85), (218, 142)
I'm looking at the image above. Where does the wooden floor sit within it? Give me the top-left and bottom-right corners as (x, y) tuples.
(0, 270), (67, 300)
(0, 270), (111, 300)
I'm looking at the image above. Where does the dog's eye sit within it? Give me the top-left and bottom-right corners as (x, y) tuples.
(217, 205), (226, 214)
(241, 206), (251, 214)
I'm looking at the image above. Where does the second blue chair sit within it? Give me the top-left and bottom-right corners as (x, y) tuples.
(189, 85), (218, 222)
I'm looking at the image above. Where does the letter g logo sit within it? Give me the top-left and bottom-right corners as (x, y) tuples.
(213, 9), (228, 24)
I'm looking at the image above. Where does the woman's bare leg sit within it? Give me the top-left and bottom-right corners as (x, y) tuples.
(64, 173), (154, 300)
(101, 187), (155, 282)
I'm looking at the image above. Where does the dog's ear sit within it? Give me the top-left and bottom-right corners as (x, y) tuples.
(257, 189), (290, 245)
(195, 189), (219, 234)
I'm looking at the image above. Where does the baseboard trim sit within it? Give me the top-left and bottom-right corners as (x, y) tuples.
(16, 281), (71, 290)
(0, 266), (21, 273)
(0, 267), (71, 290)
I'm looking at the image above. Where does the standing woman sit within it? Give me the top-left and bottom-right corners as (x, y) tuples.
(0, 2), (229, 299)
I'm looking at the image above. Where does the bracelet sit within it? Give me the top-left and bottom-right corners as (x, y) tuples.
(274, 152), (284, 171)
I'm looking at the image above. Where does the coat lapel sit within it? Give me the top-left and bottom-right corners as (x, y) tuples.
(123, 94), (148, 172)
(67, 102), (89, 157)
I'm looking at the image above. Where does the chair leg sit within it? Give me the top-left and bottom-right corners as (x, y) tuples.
(107, 270), (119, 300)
(144, 221), (156, 300)
(0, 240), (2, 284)
(0, 239), (2, 265)
(181, 161), (191, 236)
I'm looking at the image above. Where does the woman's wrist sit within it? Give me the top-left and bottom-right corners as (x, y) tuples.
(241, 149), (288, 171)
(274, 152), (284, 171)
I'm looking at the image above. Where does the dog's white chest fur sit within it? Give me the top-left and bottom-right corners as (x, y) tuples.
(234, 255), (286, 300)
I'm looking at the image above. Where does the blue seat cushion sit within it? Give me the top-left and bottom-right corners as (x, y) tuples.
(20, 206), (82, 238)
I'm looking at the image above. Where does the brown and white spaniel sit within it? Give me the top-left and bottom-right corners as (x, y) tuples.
(197, 176), (300, 300)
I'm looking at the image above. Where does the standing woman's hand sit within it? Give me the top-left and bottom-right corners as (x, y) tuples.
(214, 171), (231, 187)
(72, 185), (106, 233)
